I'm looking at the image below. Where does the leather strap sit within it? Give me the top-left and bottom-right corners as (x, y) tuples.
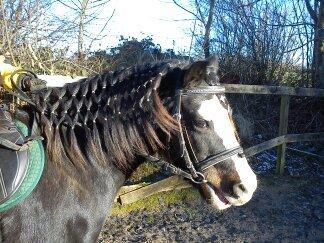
(196, 146), (244, 171)
(143, 154), (206, 184)
(182, 86), (226, 94)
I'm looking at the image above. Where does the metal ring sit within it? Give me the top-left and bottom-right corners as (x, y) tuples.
(190, 172), (207, 184)
(173, 113), (181, 119)
(238, 152), (245, 158)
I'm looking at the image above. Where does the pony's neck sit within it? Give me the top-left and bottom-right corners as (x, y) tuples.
(23, 65), (177, 176)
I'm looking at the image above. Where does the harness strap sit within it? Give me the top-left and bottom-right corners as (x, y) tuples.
(143, 154), (193, 180)
(182, 125), (199, 163)
(173, 88), (202, 181)
(143, 154), (207, 184)
(0, 136), (29, 151)
(0, 129), (43, 152)
(143, 145), (243, 184)
(182, 86), (226, 94)
(196, 146), (244, 171)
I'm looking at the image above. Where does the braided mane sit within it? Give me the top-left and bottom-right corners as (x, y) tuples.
(31, 61), (186, 174)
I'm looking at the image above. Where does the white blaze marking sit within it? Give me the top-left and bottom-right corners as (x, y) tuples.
(232, 155), (257, 204)
(198, 95), (238, 148)
(198, 95), (257, 205)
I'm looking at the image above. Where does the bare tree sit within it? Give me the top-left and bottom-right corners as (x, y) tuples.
(0, 0), (54, 69)
(195, 0), (216, 58)
(56, 0), (113, 59)
(173, 0), (216, 58)
(173, 0), (317, 86)
(305, 0), (324, 88)
(214, 0), (304, 84)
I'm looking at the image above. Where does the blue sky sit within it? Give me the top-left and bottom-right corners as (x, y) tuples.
(53, 0), (194, 53)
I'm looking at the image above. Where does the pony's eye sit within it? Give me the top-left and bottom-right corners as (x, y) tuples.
(194, 119), (208, 128)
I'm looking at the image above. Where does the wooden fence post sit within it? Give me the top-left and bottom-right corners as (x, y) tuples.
(276, 95), (290, 175)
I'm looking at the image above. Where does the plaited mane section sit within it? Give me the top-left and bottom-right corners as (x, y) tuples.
(31, 61), (183, 174)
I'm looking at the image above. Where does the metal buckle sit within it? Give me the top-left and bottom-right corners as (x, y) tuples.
(190, 172), (207, 184)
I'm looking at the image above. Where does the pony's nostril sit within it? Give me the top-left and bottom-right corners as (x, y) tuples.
(233, 183), (248, 197)
(238, 183), (247, 192)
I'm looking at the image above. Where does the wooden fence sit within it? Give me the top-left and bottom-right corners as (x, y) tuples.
(115, 84), (324, 205)
(220, 84), (324, 175)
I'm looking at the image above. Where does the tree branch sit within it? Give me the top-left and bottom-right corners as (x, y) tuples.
(194, 0), (206, 26)
(172, 0), (204, 23)
(203, 0), (216, 57)
(56, 0), (79, 11)
(88, 8), (115, 50)
(305, 0), (318, 22)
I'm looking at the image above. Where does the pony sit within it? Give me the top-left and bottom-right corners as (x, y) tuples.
(0, 56), (257, 242)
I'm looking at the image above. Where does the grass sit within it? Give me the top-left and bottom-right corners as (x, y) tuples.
(109, 162), (203, 215)
(110, 187), (201, 215)
(127, 162), (161, 184)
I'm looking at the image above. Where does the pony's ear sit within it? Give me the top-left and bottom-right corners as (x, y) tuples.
(183, 56), (219, 88)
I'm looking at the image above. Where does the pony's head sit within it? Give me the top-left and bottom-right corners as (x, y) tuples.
(159, 56), (257, 210)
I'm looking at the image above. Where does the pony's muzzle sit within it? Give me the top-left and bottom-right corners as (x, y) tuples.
(227, 179), (257, 206)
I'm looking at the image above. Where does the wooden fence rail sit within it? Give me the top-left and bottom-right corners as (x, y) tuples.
(220, 84), (324, 97)
(243, 132), (324, 158)
(213, 84), (324, 175)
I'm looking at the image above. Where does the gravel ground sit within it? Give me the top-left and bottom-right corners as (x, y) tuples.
(99, 174), (323, 242)
(98, 147), (324, 243)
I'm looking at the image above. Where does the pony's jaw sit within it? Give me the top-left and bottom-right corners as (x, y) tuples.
(202, 183), (232, 210)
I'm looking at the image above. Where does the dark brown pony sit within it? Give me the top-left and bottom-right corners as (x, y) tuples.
(0, 57), (257, 242)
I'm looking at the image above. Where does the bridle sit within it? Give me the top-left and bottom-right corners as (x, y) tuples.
(144, 84), (245, 185)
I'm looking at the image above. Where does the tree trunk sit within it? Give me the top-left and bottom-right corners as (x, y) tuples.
(318, 0), (324, 88)
(78, 0), (88, 60)
(307, 0), (324, 88)
(202, 0), (216, 58)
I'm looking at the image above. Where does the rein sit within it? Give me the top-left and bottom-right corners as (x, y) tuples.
(144, 85), (245, 185)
